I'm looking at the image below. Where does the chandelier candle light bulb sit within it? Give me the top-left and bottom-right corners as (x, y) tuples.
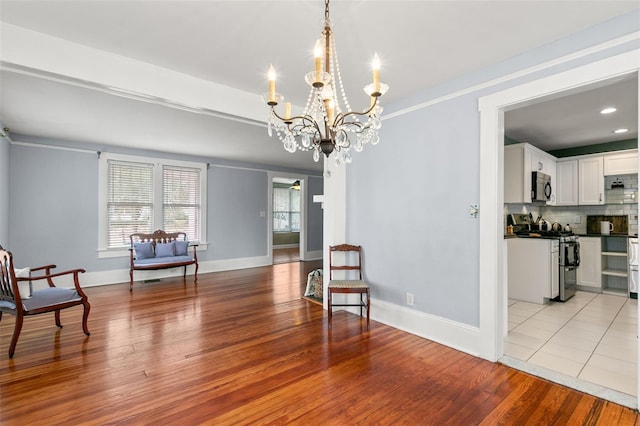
(314, 40), (323, 85)
(372, 53), (381, 95)
(263, 0), (388, 163)
(284, 102), (292, 121)
(268, 65), (276, 105)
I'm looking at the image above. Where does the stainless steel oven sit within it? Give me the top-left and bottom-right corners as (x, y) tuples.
(557, 235), (579, 302)
(629, 237), (637, 299)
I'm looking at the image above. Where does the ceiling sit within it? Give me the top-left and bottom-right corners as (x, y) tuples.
(1, 1), (638, 172)
(505, 73), (638, 152)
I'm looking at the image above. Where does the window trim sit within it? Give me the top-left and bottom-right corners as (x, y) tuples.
(98, 153), (207, 258)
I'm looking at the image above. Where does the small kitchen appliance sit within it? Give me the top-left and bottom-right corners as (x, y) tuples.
(531, 171), (552, 202)
(601, 221), (613, 235)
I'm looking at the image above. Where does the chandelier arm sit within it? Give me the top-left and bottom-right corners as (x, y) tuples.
(270, 107), (324, 138)
(335, 109), (373, 128)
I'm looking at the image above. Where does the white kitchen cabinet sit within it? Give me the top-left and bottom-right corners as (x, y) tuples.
(604, 150), (638, 175)
(507, 238), (558, 304)
(505, 143), (556, 204)
(556, 160), (578, 206)
(578, 156), (604, 205)
(577, 237), (602, 291)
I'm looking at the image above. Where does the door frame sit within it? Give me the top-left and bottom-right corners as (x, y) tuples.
(268, 172), (307, 263)
(478, 49), (639, 405)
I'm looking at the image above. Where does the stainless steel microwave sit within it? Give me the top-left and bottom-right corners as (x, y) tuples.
(531, 171), (552, 201)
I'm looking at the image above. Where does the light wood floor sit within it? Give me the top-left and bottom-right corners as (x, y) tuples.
(1, 262), (638, 424)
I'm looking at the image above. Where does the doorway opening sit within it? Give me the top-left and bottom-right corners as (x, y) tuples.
(478, 50), (639, 408)
(271, 176), (303, 264)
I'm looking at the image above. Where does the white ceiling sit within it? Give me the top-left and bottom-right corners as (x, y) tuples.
(505, 73), (638, 152)
(1, 1), (638, 171)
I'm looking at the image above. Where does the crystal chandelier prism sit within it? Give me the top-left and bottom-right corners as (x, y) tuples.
(263, 0), (388, 166)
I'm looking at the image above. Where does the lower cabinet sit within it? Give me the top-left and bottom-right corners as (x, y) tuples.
(508, 238), (558, 304)
(577, 237), (602, 291)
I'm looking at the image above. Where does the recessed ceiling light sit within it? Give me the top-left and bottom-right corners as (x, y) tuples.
(600, 107), (617, 114)
(613, 128), (629, 134)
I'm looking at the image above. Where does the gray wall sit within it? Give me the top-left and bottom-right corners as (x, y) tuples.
(208, 166), (268, 259)
(9, 144), (101, 270)
(7, 139), (321, 273)
(346, 10), (640, 327)
(0, 128), (9, 246)
(306, 175), (323, 252)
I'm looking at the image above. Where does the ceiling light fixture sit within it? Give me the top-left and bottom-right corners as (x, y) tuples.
(600, 107), (617, 114)
(613, 128), (629, 134)
(263, 0), (388, 166)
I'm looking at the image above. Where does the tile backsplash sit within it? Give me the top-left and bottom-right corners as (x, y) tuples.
(504, 174), (639, 236)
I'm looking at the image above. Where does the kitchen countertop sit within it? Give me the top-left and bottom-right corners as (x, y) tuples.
(578, 233), (638, 238)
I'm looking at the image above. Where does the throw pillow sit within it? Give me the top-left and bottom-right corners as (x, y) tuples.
(175, 240), (189, 256)
(134, 242), (155, 259)
(156, 242), (176, 258)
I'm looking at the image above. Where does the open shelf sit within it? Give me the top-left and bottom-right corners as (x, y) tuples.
(602, 251), (628, 257)
(602, 287), (628, 297)
(602, 269), (628, 277)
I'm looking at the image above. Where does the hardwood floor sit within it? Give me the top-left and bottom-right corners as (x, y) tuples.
(273, 246), (301, 264)
(1, 262), (638, 424)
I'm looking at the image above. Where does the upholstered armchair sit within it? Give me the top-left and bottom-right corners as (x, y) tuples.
(0, 247), (90, 358)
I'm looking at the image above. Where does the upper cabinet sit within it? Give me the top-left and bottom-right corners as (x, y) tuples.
(556, 160), (578, 206)
(505, 143), (556, 204)
(604, 151), (638, 175)
(578, 156), (605, 205)
(505, 145), (636, 206)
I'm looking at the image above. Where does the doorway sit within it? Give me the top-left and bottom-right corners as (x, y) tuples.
(478, 50), (639, 407)
(271, 175), (304, 265)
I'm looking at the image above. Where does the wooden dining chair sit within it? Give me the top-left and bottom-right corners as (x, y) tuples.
(328, 244), (370, 329)
(0, 247), (90, 358)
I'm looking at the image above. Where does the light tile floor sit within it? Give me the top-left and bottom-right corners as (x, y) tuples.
(505, 291), (638, 397)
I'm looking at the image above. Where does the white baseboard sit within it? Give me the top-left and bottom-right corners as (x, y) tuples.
(79, 255), (272, 288)
(273, 244), (299, 249)
(303, 250), (322, 261)
(349, 297), (482, 358)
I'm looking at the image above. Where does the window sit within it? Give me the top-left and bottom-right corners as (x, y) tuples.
(99, 153), (207, 255)
(273, 187), (300, 232)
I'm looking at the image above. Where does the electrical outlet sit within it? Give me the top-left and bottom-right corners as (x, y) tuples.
(574, 216), (581, 224)
(406, 292), (414, 306)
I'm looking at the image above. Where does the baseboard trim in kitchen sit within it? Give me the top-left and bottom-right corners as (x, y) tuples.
(500, 355), (636, 410)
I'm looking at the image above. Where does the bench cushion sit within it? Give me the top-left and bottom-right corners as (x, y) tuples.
(134, 255), (195, 266)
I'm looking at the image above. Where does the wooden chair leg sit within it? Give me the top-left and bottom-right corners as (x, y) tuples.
(129, 269), (134, 292)
(82, 301), (91, 336)
(183, 265), (187, 280)
(9, 314), (23, 358)
(366, 289), (370, 330)
(54, 310), (62, 328)
(328, 288), (333, 327)
(194, 263), (199, 283)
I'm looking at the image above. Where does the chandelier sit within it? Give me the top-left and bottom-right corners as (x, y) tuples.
(263, 0), (388, 165)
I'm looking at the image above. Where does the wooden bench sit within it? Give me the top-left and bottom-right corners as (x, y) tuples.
(129, 230), (198, 291)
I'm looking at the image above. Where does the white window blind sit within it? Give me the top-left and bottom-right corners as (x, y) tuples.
(163, 165), (201, 240)
(273, 188), (300, 232)
(107, 160), (154, 247)
(100, 153), (207, 254)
